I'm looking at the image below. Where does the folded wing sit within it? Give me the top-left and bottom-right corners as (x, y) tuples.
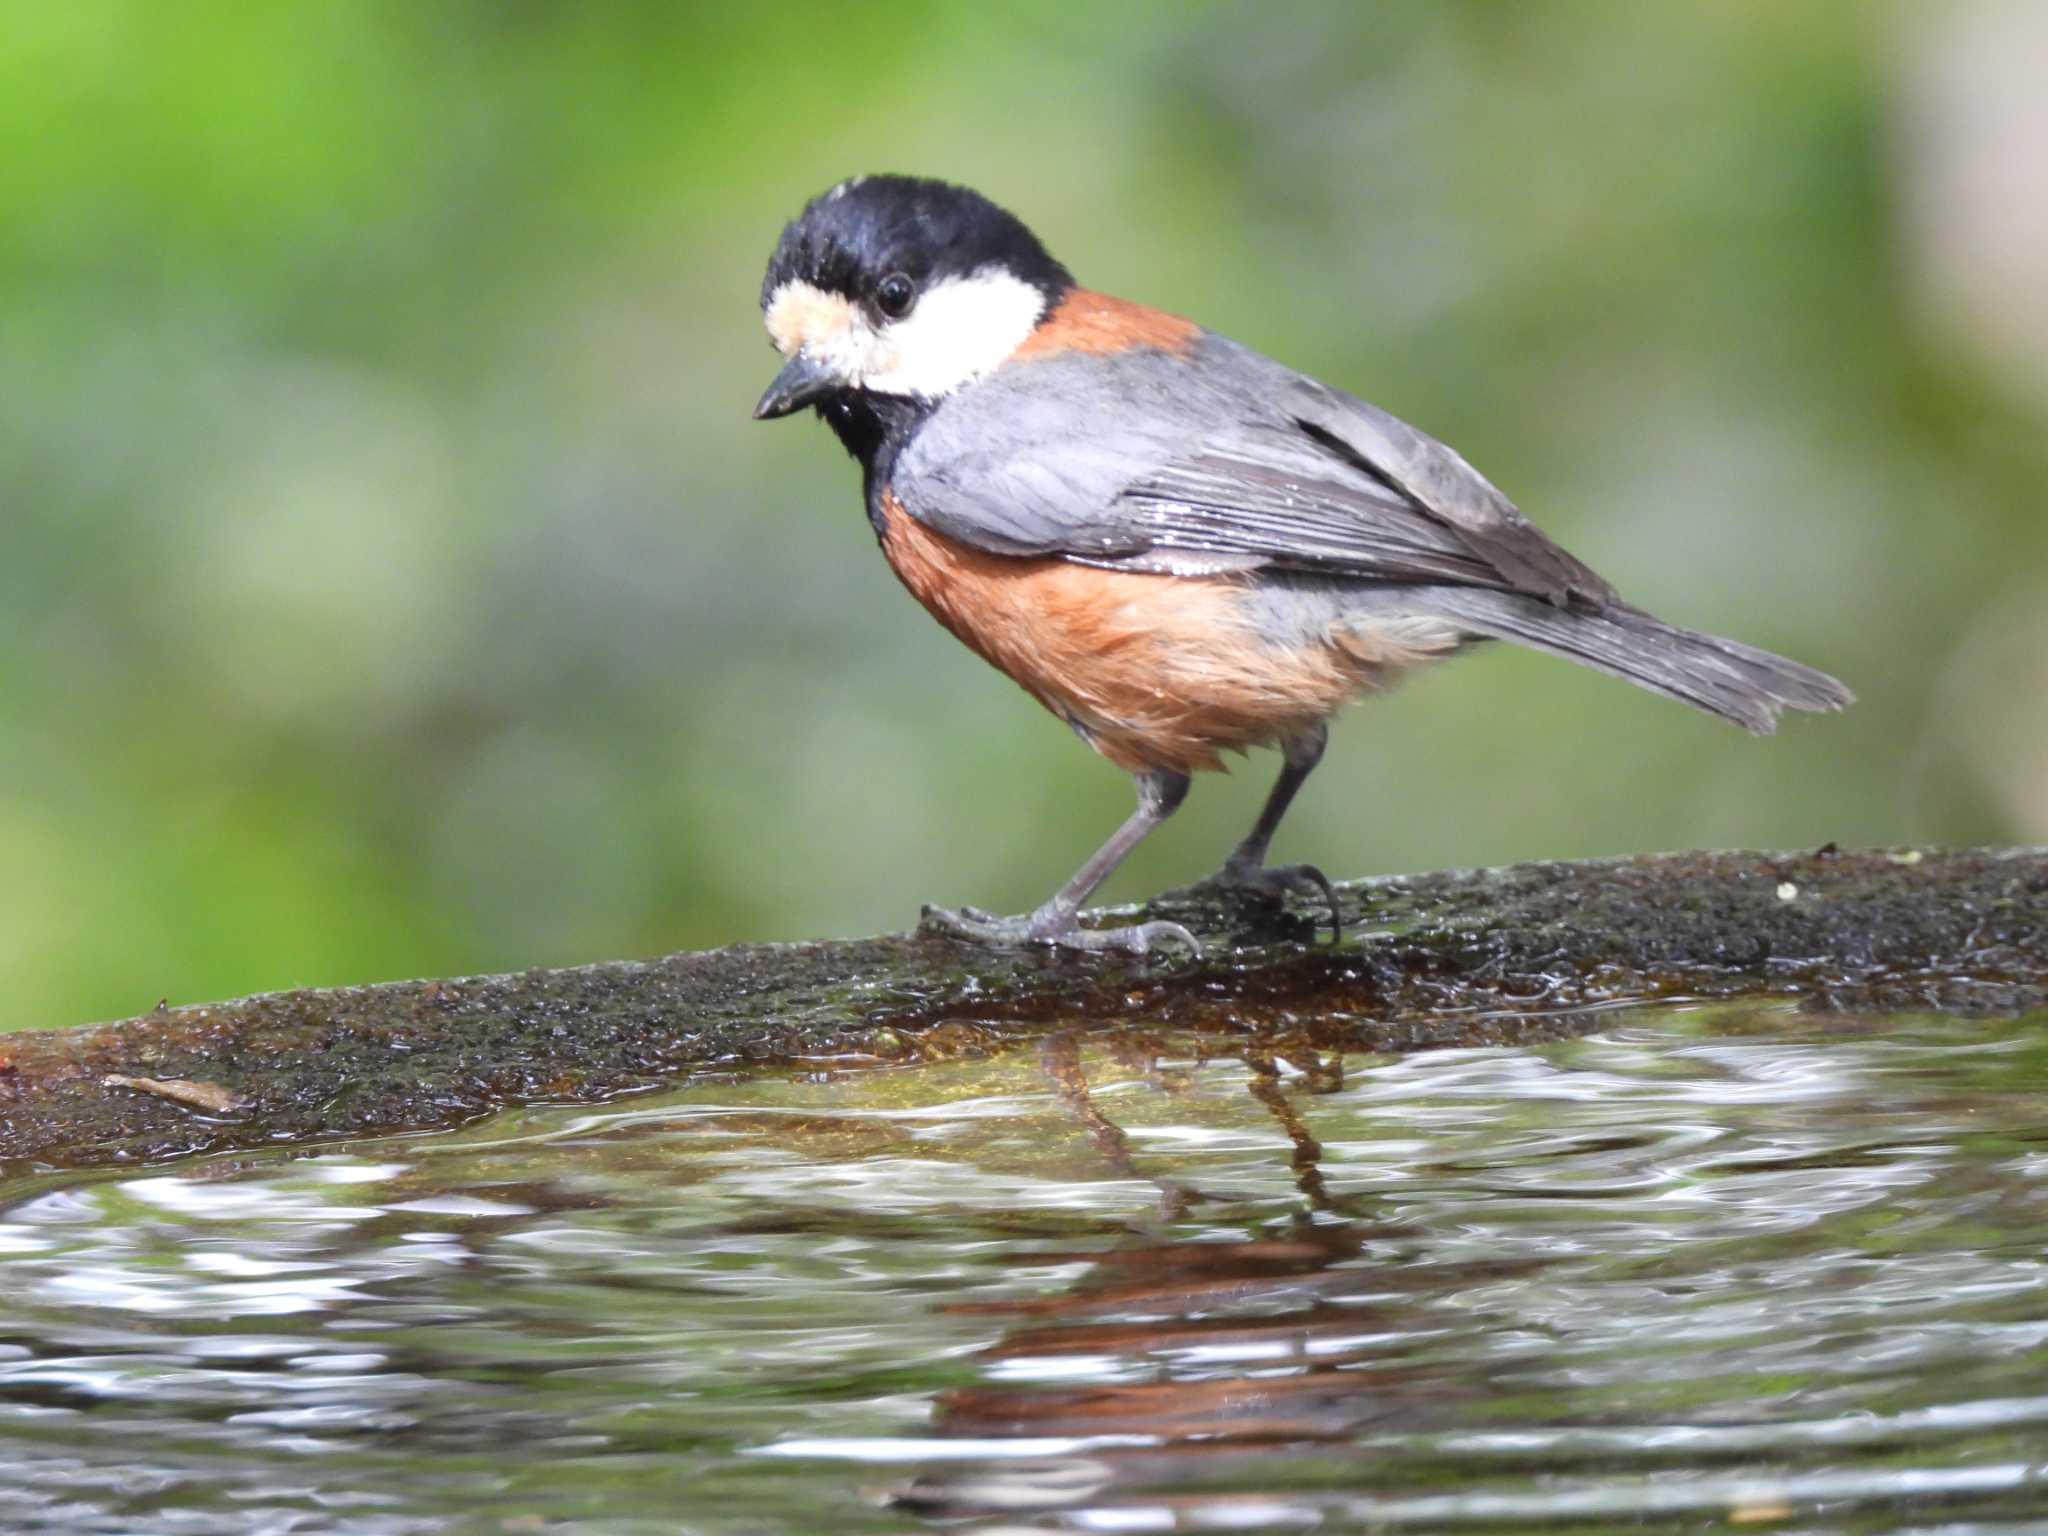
(893, 334), (1615, 606)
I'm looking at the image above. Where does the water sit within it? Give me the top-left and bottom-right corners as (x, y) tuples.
(0, 1000), (2044, 1533)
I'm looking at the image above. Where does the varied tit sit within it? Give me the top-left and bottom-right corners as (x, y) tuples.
(753, 174), (1851, 956)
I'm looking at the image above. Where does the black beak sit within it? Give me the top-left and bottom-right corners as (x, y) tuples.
(752, 351), (840, 420)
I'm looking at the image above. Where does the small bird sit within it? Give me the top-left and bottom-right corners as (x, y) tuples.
(753, 175), (1851, 954)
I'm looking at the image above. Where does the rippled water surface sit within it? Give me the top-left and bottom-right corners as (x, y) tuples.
(2, 1002), (2046, 1533)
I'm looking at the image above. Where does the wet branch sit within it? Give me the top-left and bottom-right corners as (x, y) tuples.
(2, 846), (2042, 1175)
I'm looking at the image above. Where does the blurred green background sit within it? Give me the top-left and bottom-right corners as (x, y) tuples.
(5, 1), (2046, 1031)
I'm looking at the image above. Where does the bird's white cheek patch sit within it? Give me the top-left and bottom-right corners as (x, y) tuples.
(860, 269), (1046, 398)
(763, 270), (1046, 400)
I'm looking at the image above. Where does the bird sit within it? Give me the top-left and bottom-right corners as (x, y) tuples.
(752, 174), (1852, 956)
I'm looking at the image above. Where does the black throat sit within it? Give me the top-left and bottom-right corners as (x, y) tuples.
(816, 390), (942, 528)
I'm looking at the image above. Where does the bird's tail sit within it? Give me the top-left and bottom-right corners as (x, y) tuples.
(1415, 589), (1854, 735)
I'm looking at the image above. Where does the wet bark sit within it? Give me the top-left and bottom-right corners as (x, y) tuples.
(3, 846), (2043, 1175)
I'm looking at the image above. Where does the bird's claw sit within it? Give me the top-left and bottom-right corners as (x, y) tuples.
(1053, 918), (1202, 956)
(1201, 861), (1343, 942)
(920, 904), (1202, 959)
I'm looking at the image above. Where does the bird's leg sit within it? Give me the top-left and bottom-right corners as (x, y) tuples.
(1207, 722), (1342, 939)
(921, 769), (1199, 955)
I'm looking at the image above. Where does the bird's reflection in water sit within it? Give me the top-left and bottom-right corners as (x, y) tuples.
(888, 1028), (1550, 1525)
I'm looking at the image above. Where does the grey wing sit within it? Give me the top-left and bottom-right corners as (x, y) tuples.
(893, 333), (1616, 604)
(1278, 366), (1614, 603)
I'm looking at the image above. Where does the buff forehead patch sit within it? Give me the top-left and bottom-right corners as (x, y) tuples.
(764, 280), (855, 358)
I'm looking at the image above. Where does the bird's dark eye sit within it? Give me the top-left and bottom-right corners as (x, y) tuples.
(875, 272), (917, 319)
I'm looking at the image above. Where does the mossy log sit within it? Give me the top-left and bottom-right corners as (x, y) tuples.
(3, 847), (2043, 1176)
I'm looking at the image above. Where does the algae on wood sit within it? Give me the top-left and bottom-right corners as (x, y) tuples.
(2, 847), (2043, 1175)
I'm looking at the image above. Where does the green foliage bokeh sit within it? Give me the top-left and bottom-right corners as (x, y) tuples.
(3, 2), (2042, 1029)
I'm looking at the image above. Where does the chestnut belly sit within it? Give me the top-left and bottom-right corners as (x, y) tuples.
(876, 493), (1446, 774)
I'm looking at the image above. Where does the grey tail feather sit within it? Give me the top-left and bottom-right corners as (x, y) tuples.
(1420, 590), (1855, 735)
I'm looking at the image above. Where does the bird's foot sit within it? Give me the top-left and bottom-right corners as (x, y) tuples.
(1189, 859), (1343, 943)
(919, 903), (1201, 958)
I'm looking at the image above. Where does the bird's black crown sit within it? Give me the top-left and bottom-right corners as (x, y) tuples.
(760, 175), (1074, 311)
